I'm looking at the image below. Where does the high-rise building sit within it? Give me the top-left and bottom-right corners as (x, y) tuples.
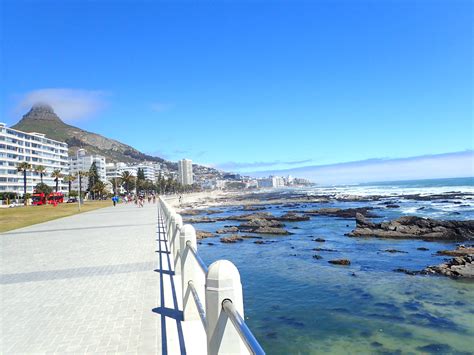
(68, 149), (107, 191)
(178, 159), (193, 185)
(0, 123), (69, 194)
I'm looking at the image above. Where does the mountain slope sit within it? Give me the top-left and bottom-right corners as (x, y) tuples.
(12, 104), (170, 166)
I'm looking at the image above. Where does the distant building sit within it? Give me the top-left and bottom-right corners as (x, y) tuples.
(68, 149), (106, 191)
(135, 163), (156, 181)
(178, 159), (193, 185)
(0, 123), (69, 194)
(257, 176), (285, 188)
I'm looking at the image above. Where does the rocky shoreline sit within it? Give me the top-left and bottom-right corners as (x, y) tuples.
(175, 189), (474, 278)
(348, 214), (474, 240)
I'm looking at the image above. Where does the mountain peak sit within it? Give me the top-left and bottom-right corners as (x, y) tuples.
(20, 103), (63, 123)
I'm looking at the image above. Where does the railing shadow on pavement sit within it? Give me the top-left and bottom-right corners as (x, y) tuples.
(152, 218), (186, 354)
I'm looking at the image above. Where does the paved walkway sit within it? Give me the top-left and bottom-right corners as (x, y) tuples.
(1, 202), (187, 353)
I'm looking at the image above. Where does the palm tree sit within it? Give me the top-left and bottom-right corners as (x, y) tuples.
(121, 171), (135, 193)
(17, 162), (32, 205)
(63, 174), (77, 196)
(92, 180), (106, 199)
(51, 169), (63, 192)
(78, 171), (89, 204)
(34, 165), (47, 183)
(110, 177), (122, 195)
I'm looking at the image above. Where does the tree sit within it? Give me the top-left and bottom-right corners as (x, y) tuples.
(34, 182), (52, 196)
(17, 162), (32, 205)
(121, 171), (135, 193)
(110, 177), (122, 195)
(34, 165), (47, 183)
(78, 171), (89, 204)
(87, 162), (100, 200)
(63, 174), (77, 196)
(92, 180), (106, 198)
(136, 168), (145, 193)
(51, 170), (63, 192)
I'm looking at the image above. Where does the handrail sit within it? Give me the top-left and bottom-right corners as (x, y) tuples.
(186, 240), (209, 274)
(222, 299), (266, 355)
(159, 196), (265, 354)
(188, 280), (208, 328)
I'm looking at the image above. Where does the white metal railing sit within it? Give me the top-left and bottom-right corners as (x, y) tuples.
(158, 197), (265, 355)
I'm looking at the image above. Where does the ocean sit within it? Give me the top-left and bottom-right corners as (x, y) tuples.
(194, 177), (474, 354)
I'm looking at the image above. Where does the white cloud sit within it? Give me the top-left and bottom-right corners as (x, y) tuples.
(17, 88), (108, 122)
(248, 151), (474, 184)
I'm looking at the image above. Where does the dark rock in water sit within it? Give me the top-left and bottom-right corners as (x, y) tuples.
(385, 204), (400, 208)
(302, 207), (379, 219)
(328, 259), (351, 265)
(313, 237), (326, 242)
(220, 235), (243, 243)
(196, 230), (215, 239)
(423, 253), (473, 278)
(312, 254), (323, 259)
(183, 216), (221, 224)
(313, 247), (337, 252)
(253, 226), (292, 235)
(383, 249), (408, 253)
(417, 247), (429, 251)
(436, 246), (474, 256)
(417, 207), (425, 210)
(393, 268), (419, 275)
(180, 208), (220, 216)
(239, 218), (284, 229)
(371, 341), (383, 348)
(207, 242), (215, 246)
(216, 226), (239, 234)
(416, 344), (453, 354)
(242, 205), (266, 211)
(348, 213), (474, 240)
(290, 246), (295, 249)
(274, 212), (310, 222)
(254, 240), (265, 244)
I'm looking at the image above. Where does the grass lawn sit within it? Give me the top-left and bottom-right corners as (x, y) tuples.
(0, 200), (111, 233)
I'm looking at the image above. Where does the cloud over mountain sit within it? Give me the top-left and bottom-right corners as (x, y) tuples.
(16, 88), (108, 122)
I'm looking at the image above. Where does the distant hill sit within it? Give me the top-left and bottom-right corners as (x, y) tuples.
(12, 104), (173, 167)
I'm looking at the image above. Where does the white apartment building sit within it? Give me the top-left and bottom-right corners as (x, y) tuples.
(106, 162), (156, 182)
(136, 163), (156, 181)
(0, 123), (69, 194)
(68, 149), (106, 191)
(178, 159), (193, 185)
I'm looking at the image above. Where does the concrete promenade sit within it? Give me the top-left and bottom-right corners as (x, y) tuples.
(1, 202), (187, 353)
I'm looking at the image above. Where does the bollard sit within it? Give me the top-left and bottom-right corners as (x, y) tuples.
(206, 260), (246, 355)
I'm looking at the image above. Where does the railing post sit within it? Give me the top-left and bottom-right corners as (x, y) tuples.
(206, 260), (246, 355)
(172, 214), (183, 275)
(180, 224), (200, 321)
(167, 213), (176, 243)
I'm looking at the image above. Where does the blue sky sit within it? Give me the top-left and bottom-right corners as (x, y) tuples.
(1, 0), (472, 182)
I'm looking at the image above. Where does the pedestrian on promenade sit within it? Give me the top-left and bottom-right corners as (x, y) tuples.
(152, 195), (156, 204)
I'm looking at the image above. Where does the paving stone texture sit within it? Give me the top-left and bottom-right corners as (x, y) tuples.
(0, 202), (190, 354)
